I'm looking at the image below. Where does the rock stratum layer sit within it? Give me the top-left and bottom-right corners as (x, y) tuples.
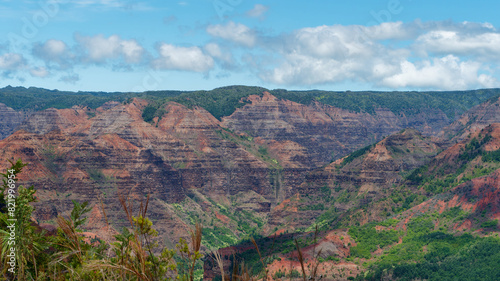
(0, 103), (24, 140)
(0, 92), (495, 250)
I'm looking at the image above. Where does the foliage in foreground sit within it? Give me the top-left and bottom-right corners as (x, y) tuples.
(0, 160), (202, 281)
(1, 160), (499, 281)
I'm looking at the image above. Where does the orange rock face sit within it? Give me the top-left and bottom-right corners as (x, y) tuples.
(222, 93), (449, 168)
(397, 169), (500, 232)
(0, 98), (310, 246)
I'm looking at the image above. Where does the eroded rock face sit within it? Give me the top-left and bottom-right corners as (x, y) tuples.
(264, 129), (444, 232)
(441, 96), (500, 141)
(222, 92), (450, 168)
(0, 93), (466, 248)
(0, 99), (294, 245)
(331, 129), (443, 189)
(0, 103), (24, 140)
(396, 168), (500, 231)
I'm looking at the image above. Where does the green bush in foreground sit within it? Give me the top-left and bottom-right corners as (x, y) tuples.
(0, 160), (203, 281)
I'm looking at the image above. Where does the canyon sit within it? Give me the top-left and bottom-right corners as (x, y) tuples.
(1, 86), (500, 280)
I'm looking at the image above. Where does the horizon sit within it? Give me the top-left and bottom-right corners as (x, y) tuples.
(1, 1), (500, 92)
(3, 84), (500, 94)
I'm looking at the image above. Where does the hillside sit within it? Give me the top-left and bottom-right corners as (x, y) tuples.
(200, 94), (500, 280)
(262, 129), (444, 235)
(2, 86), (500, 141)
(1, 87), (500, 280)
(441, 95), (500, 140)
(357, 168), (500, 280)
(407, 123), (500, 195)
(206, 154), (500, 280)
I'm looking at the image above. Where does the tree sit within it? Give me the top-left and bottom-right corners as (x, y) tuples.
(0, 159), (51, 280)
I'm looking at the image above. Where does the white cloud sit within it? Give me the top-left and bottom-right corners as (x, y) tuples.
(246, 4), (268, 18)
(153, 43), (214, 72)
(119, 40), (144, 63)
(367, 21), (410, 40)
(6, 19), (500, 91)
(30, 67), (49, 78)
(283, 22), (410, 60)
(263, 53), (352, 85)
(0, 53), (25, 70)
(415, 29), (500, 60)
(204, 43), (233, 64)
(39, 39), (67, 57)
(256, 21), (500, 90)
(207, 22), (256, 47)
(33, 39), (72, 68)
(261, 23), (408, 85)
(381, 55), (499, 90)
(75, 34), (144, 63)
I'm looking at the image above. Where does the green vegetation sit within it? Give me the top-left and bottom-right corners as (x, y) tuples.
(318, 255), (340, 263)
(377, 218), (399, 227)
(87, 168), (106, 182)
(163, 86), (266, 120)
(0, 85), (183, 111)
(482, 149), (500, 162)
(41, 145), (64, 176)
(348, 223), (400, 259)
(359, 235), (500, 281)
(201, 226), (238, 249)
(337, 144), (375, 167)
(234, 210), (264, 239)
(3, 86), (500, 124)
(0, 160), (203, 280)
(271, 88), (500, 119)
(480, 219), (498, 229)
(313, 205), (339, 230)
(1, 161), (498, 280)
(320, 184), (331, 197)
(214, 128), (282, 168)
(439, 206), (468, 221)
(406, 132), (500, 195)
(351, 212), (500, 281)
(299, 203), (325, 211)
(141, 101), (166, 123)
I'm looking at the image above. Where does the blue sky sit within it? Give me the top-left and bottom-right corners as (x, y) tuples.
(1, 0), (500, 92)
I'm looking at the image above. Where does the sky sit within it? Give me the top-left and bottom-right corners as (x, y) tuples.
(1, 0), (500, 92)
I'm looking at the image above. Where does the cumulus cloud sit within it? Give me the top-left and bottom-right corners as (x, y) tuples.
(75, 34), (144, 63)
(0, 53), (25, 70)
(246, 4), (268, 18)
(152, 43), (214, 72)
(380, 55), (499, 90)
(6, 19), (500, 91)
(33, 39), (72, 69)
(252, 21), (500, 90)
(204, 43), (233, 65)
(261, 23), (409, 85)
(207, 22), (256, 47)
(415, 29), (500, 60)
(30, 66), (49, 78)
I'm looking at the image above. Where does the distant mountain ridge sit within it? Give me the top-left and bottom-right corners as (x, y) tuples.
(2, 85), (499, 113)
(2, 86), (500, 144)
